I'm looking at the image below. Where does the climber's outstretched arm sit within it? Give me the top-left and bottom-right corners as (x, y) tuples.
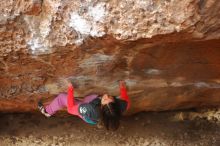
(67, 84), (78, 114)
(119, 81), (130, 110)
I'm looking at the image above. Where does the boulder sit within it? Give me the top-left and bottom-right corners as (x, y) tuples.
(0, 0), (220, 114)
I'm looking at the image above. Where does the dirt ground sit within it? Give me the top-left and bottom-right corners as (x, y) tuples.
(0, 109), (219, 146)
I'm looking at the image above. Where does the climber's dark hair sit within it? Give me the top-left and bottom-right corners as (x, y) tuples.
(101, 97), (121, 131)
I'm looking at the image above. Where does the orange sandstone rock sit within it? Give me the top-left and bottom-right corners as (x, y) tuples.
(0, 0), (219, 114)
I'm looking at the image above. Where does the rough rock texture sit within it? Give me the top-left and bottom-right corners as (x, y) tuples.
(0, 0), (220, 113)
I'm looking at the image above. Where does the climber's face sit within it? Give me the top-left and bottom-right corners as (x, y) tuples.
(101, 94), (114, 105)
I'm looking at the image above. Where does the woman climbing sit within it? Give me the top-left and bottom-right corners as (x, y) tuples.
(38, 80), (130, 130)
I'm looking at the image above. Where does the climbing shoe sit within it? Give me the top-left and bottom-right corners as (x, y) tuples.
(38, 100), (51, 117)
